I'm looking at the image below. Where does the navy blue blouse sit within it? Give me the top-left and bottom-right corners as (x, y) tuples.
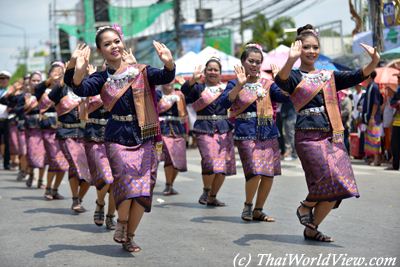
(156, 90), (186, 136)
(15, 93), (41, 129)
(181, 81), (233, 134)
(274, 69), (366, 131)
(64, 65), (175, 146)
(35, 81), (57, 129)
(218, 79), (290, 140)
(85, 106), (110, 142)
(48, 84), (84, 139)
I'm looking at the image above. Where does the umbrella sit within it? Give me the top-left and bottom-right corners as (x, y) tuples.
(360, 67), (399, 91)
(381, 46), (400, 60)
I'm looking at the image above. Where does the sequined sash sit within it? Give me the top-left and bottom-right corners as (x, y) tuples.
(55, 94), (81, 116)
(191, 84), (224, 112)
(39, 92), (54, 113)
(24, 94), (39, 114)
(291, 70), (344, 140)
(229, 78), (273, 121)
(87, 95), (103, 114)
(158, 91), (188, 117)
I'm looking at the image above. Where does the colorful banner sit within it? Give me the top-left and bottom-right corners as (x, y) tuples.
(204, 28), (233, 55)
(352, 25), (400, 54)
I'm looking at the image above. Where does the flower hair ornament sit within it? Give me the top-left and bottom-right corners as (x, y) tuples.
(96, 24), (124, 41)
(208, 56), (221, 62)
(302, 29), (319, 37)
(246, 43), (263, 52)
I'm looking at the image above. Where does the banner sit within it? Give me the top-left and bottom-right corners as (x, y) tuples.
(352, 25), (400, 54)
(204, 28), (233, 55)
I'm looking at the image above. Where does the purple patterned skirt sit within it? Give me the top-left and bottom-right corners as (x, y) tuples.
(236, 138), (281, 181)
(9, 124), (19, 156)
(59, 138), (91, 183)
(161, 136), (187, 171)
(42, 129), (69, 172)
(295, 131), (360, 204)
(106, 141), (157, 212)
(85, 141), (114, 190)
(26, 128), (46, 168)
(196, 132), (236, 176)
(17, 130), (27, 156)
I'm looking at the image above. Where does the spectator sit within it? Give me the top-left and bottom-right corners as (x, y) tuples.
(0, 70), (11, 170)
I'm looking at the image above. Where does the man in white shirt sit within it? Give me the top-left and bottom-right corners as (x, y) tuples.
(0, 70), (11, 170)
(351, 84), (365, 133)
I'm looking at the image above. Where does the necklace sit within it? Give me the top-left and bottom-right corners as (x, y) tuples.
(243, 82), (267, 98)
(106, 66), (139, 90)
(300, 70), (331, 84)
(206, 84), (224, 94)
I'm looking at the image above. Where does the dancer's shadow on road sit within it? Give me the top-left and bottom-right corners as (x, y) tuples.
(31, 223), (108, 234)
(24, 208), (75, 216)
(233, 234), (343, 247)
(154, 202), (206, 209)
(12, 196), (49, 201)
(0, 185), (32, 190)
(34, 244), (134, 258)
(191, 216), (245, 224)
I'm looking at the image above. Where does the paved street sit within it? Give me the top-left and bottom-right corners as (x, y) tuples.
(0, 148), (399, 267)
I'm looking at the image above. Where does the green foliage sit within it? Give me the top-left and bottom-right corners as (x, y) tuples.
(242, 13), (296, 52)
(10, 64), (27, 84)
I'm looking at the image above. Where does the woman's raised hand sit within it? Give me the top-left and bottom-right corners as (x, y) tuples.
(122, 48), (137, 65)
(270, 64), (280, 79)
(75, 46), (91, 74)
(192, 65), (203, 82)
(360, 43), (380, 64)
(289, 40), (302, 61)
(234, 65), (248, 86)
(153, 41), (174, 70)
(87, 64), (97, 75)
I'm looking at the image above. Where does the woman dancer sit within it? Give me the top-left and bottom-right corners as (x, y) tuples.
(157, 81), (187, 195)
(23, 71), (47, 188)
(219, 43), (289, 221)
(48, 62), (91, 212)
(274, 24), (379, 242)
(65, 26), (175, 252)
(181, 57), (236, 206)
(80, 63), (117, 229)
(35, 64), (69, 199)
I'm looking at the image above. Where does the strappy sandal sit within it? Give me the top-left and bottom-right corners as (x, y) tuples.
(113, 219), (128, 243)
(122, 234), (141, 253)
(71, 197), (86, 213)
(252, 208), (275, 222)
(94, 200), (105, 226)
(162, 183), (172, 196)
(25, 174), (33, 188)
(105, 214), (116, 230)
(207, 195), (226, 207)
(44, 188), (53, 200)
(198, 188), (210, 205)
(296, 201), (316, 229)
(241, 203), (253, 221)
(303, 227), (334, 242)
(52, 189), (64, 200)
(37, 178), (45, 189)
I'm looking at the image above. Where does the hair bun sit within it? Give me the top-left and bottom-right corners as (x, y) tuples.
(297, 24), (315, 35)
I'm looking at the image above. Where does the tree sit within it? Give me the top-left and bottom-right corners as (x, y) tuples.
(242, 14), (296, 52)
(10, 64), (27, 84)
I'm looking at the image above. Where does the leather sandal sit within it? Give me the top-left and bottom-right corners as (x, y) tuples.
(113, 219), (128, 243)
(122, 234), (141, 253)
(207, 195), (226, 207)
(105, 214), (116, 230)
(93, 200), (105, 226)
(252, 208), (275, 222)
(303, 227), (334, 242)
(296, 201), (316, 229)
(198, 188), (210, 205)
(241, 202), (253, 221)
(44, 188), (53, 200)
(52, 189), (64, 200)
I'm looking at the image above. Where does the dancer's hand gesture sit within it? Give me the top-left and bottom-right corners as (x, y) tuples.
(122, 48), (137, 65)
(289, 40), (302, 61)
(70, 43), (87, 67)
(87, 64), (97, 75)
(75, 46), (91, 75)
(235, 65), (248, 87)
(360, 43), (380, 64)
(153, 41), (174, 70)
(270, 64), (280, 79)
(192, 65), (203, 82)
(175, 75), (186, 85)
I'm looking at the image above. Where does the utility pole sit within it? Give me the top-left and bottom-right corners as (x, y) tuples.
(369, 0), (383, 52)
(174, 0), (182, 57)
(239, 0), (244, 44)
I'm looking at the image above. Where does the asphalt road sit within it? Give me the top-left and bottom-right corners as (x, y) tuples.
(0, 148), (399, 267)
